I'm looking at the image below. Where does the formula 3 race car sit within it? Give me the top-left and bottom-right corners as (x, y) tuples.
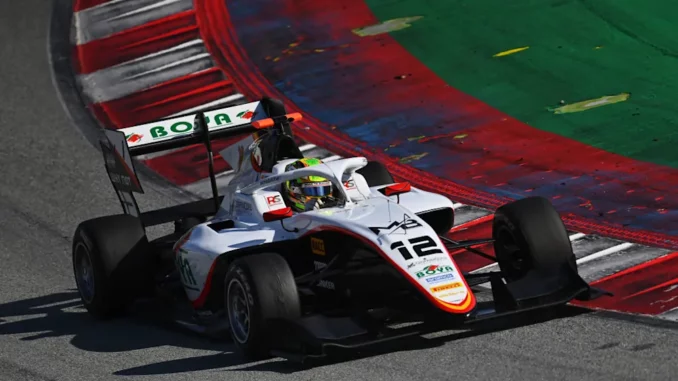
(71, 98), (611, 362)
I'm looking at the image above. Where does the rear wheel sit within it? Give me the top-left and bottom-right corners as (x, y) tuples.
(492, 196), (576, 282)
(72, 215), (152, 319)
(224, 253), (301, 359)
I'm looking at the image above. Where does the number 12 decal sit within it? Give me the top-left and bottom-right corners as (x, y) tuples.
(390, 236), (443, 260)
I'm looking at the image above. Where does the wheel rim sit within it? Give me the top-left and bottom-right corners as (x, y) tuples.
(74, 242), (95, 303)
(227, 278), (251, 344)
(497, 228), (530, 277)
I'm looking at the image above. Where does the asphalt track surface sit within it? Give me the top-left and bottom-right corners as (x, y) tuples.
(1, 1), (678, 380)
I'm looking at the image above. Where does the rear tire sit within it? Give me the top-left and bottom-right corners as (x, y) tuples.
(72, 215), (152, 319)
(492, 196), (576, 282)
(356, 161), (394, 186)
(224, 253), (301, 359)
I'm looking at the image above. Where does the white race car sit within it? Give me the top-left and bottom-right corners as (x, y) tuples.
(71, 98), (610, 362)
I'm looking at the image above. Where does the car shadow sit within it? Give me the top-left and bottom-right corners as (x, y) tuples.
(0, 289), (591, 376)
(0, 289), (233, 352)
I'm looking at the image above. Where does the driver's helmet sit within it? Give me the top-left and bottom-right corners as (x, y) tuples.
(281, 158), (334, 212)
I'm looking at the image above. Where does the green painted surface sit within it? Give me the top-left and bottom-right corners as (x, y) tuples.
(365, 0), (678, 168)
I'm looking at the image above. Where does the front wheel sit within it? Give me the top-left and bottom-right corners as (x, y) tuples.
(224, 253), (301, 359)
(492, 196), (576, 282)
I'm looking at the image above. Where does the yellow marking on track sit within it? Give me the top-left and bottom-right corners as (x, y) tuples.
(399, 152), (428, 164)
(493, 46), (529, 57)
(550, 93), (630, 114)
(454, 134), (468, 139)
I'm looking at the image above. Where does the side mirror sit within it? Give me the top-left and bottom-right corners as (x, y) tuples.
(263, 207), (294, 222)
(379, 182), (411, 197)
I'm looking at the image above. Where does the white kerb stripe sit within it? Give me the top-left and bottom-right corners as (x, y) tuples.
(77, 42), (214, 104)
(74, 0), (194, 44)
(575, 242), (635, 265)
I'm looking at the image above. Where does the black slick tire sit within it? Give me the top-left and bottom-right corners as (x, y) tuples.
(224, 253), (301, 359)
(492, 196), (576, 282)
(72, 214), (151, 319)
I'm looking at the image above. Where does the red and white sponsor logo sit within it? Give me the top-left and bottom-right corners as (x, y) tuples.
(343, 179), (356, 189)
(265, 194), (283, 206)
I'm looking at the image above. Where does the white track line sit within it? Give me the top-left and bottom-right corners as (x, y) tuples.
(578, 245), (672, 283)
(106, 0), (189, 22)
(74, 0), (193, 44)
(107, 39), (204, 68)
(576, 242), (634, 265)
(77, 42), (214, 103)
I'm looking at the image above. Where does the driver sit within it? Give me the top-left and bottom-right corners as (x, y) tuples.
(281, 158), (336, 212)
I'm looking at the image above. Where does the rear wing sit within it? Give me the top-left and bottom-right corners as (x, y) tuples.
(99, 97), (301, 227)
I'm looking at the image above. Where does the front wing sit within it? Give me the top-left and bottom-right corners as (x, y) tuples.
(265, 263), (610, 363)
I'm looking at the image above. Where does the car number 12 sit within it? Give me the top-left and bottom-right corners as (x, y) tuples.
(390, 236), (443, 260)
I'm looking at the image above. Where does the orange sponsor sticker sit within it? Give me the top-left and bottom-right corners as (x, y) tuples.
(430, 282), (462, 293)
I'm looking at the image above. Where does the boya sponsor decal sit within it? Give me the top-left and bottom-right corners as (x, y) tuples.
(149, 120), (196, 139)
(415, 265), (454, 280)
(146, 112), (235, 140)
(121, 101), (264, 147)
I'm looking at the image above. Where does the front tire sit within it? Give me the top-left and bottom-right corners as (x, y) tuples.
(224, 253), (301, 359)
(492, 196), (576, 282)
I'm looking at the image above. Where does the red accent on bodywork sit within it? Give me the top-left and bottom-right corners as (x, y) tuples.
(383, 182), (411, 197)
(263, 207), (293, 222)
(446, 216), (496, 273)
(191, 259), (220, 309)
(301, 226), (477, 314)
